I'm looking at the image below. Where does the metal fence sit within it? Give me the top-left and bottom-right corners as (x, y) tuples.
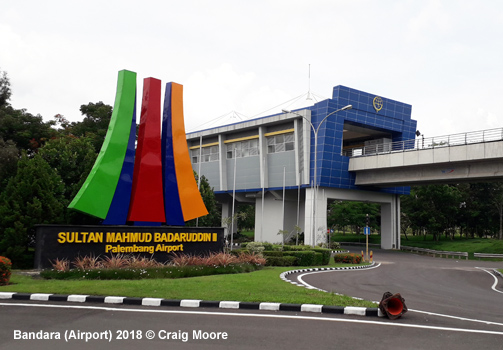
(342, 128), (503, 157)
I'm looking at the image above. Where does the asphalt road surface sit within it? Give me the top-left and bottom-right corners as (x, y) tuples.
(294, 248), (503, 324)
(1, 248), (502, 350)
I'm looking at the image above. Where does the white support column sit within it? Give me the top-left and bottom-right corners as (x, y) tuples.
(254, 190), (301, 244)
(304, 188), (326, 246)
(304, 188), (314, 246)
(218, 134), (227, 191)
(381, 194), (400, 249)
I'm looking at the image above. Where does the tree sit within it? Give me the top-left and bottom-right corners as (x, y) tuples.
(0, 105), (57, 153)
(401, 185), (463, 241)
(328, 200), (380, 234)
(237, 204), (255, 230)
(71, 102), (113, 152)
(0, 69), (11, 108)
(462, 183), (498, 238)
(491, 183), (503, 240)
(186, 173), (221, 227)
(38, 135), (99, 225)
(0, 137), (18, 188)
(0, 153), (65, 267)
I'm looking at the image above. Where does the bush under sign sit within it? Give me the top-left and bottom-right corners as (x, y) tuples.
(35, 225), (224, 269)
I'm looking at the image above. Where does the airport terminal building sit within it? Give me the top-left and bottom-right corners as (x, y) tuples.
(186, 86), (417, 249)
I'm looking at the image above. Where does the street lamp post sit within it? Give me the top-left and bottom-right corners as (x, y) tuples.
(282, 104), (352, 246)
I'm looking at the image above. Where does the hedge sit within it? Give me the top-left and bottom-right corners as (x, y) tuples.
(265, 256), (297, 266)
(238, 244), (332, 267)
(312, 248), (331, 265)
(333, 253), (362, 264)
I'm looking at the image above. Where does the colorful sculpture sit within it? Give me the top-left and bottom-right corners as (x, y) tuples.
(69, 70), (208, 225)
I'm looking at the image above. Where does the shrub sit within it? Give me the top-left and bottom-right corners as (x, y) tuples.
(204, 252), (239, 267)
(289, 251), (316, 266)
(318, 242), (342, 250)
(73, 255), (102, 270)
(44, 252), (266, 280)
(41, 264), (261, 280)
(262, 247), (331, 266)
(229, 248), (250, 256)
(101, 254), (129, 269)
(236, 252), (267, 266)
(262, 251), (284, 257)
(170, 253), (205, 267)
(313, 252), (324, 265)
(265, 256), (298, 266)
(0, 256), (12, 286)
(245, 242), (265, 254)
(312, 248), (331, 265)
(51, 258), (70, 271)
(333, 253), (362, 264)
(126, 255), (164, 268)
(282, 245), (311, 251)
(329, 242), (341, 250)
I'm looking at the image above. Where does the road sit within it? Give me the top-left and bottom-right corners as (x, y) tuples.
(292, 248), (503, 324)
(0, 249), (502, 349)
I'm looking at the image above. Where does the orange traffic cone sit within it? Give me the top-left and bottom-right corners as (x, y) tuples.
(379, 292), (407, 319)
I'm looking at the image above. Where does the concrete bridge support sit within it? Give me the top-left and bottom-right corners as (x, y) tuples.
(222, 187), (401, 250)
(253, 190), (305, 244)
(380, 195), (400, 249)
(303, 188), (401, 249)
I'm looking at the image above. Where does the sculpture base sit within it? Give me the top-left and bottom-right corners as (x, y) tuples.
(35, 225), (224, 269)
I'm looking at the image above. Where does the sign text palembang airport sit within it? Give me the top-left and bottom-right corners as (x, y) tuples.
(35, 225), (225, 269)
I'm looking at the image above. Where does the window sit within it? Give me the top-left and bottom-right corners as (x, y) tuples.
(267, 132), (294, 153)
(191, 145), (219, 163)
(226, 139), (259, 159)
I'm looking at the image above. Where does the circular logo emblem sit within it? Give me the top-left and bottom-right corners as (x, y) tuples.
(373, 96), (383, 112)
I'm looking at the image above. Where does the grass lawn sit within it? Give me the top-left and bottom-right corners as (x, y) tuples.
(332, 232), (503, 259)
(1, 261), (377, 308)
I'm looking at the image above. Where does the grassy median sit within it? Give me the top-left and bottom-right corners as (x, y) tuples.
(2, 263), (377, 308)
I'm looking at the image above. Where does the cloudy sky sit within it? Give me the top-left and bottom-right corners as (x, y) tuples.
(2, 0), (502, 138)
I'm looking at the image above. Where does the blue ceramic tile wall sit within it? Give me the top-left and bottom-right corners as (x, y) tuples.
(307, 86), (417, 195)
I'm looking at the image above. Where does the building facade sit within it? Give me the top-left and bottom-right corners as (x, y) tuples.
(186, 85), (417, 249)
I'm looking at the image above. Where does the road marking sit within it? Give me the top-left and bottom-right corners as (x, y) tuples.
(295, 265), (503, 327)
(2, 302), (503, 336)
(409, 309), (503, 327)
(296, 263), (382, 293)
(476, 267), (503, 294)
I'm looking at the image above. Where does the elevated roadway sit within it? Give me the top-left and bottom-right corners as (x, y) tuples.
(348, 128), (503, 186)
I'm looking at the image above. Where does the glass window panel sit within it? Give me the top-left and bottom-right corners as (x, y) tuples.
(285, 142), (294, 151)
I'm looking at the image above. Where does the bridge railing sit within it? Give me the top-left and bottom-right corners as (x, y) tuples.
(343, 128), (503, 157)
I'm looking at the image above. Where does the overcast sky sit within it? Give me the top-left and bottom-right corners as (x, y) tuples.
(2, 0), (502, 139)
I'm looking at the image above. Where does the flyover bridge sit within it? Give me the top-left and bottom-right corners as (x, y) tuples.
(346, 128), (503, 186)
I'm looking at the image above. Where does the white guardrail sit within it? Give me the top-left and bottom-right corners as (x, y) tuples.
(401, 246), (468, 260)
(342, 128), (503, 157)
